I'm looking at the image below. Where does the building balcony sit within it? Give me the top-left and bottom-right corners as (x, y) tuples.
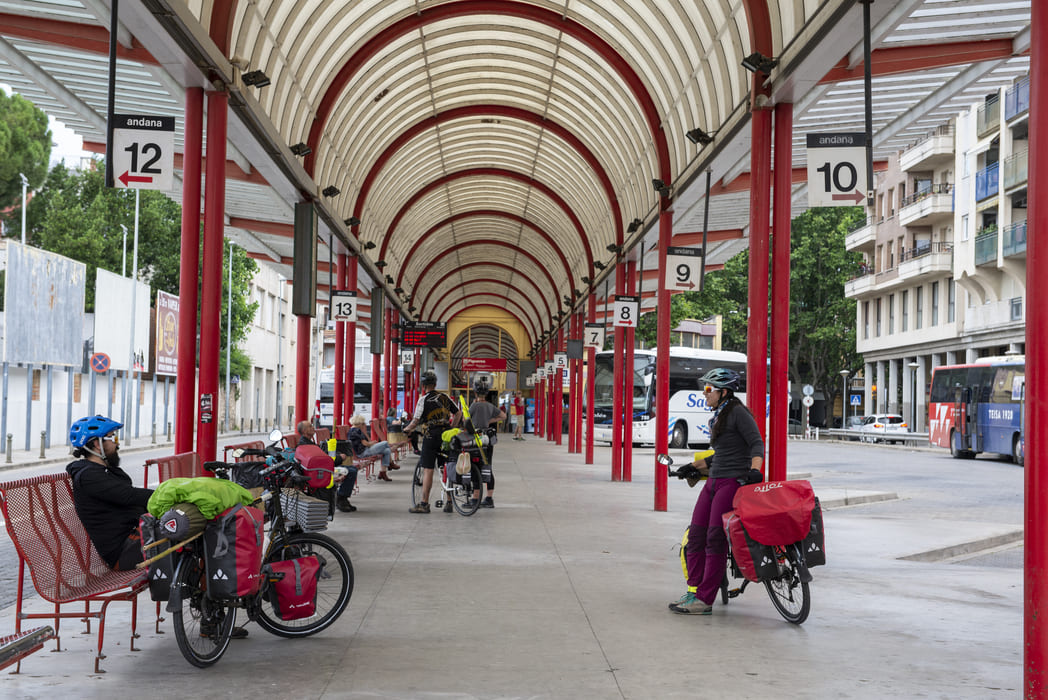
(845, 216), (877, 253)
(844, 269), (876, 298)
(975, 229), (998, 266)
(1005, 76), (1030, 122)
(898, 242), (953, 282)
(1003, 149), (1027, 192)
(977, 99), (1001, 139)
(899, 183), (953, 226)
(1002, 220), (1027, 259)
(975, 162), (999, 202)
(900, 126), (954, 172)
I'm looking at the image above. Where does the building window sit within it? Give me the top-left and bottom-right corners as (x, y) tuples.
(902, 290), (909, 331)
(888, 241), (894, 269)
(948, 279), (956, 323)
(961, 214), (969, 242)
(876, 298), (882, 337)
(1011, 297), (1023, 321)
(888, 294), (895, 335)
(931, 281), (939, 325)
(916, 286), (923, 329)
(32, 370), (40, 401)
(864, 301), (870, 340)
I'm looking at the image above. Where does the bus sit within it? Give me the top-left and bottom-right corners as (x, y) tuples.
(591, 348), (749, 448)
(316, 366), (406, 428)
(928, 356), (1025, 464)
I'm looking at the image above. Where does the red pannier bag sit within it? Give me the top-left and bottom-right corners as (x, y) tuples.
(723, 511), (780, 582)
(203, 504), (265, 599)
(295, 444), (336, 489)
(732, 480), (816, 546)
(265, 556), (321, 620)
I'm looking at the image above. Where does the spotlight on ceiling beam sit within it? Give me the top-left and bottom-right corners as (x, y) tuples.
(652, 179), (671, 198)
(346, 216), (360, 226)
(594, 261), (607, 271)
(362, 240), (376, 250)
(242, 70), (271, 87)
(290, 142), (311, 156)
(574, 289), (583, 298)
(408, 305), (416, 312)
(394, 287), (404, 295)
(322, 185), (340, 197)
(627, 218), (644, 234)
(581, 276), (591, 285)
(385, 274), (394, 284)
(741, 52), (778, 75)
(375, 260), (387, 269)
(685, 128), (716, 146)
(606, 243), (622, 254)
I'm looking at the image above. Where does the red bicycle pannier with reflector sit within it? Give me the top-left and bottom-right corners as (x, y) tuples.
(722, 511), (780, 582)
(203, 504), (265, 599)
(732, 480), (816, 545)
(265, 555), (321, 621)
(294, 444), (336, 489)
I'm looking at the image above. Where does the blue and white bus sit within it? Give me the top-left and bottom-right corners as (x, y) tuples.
(591, 348), (750, 448)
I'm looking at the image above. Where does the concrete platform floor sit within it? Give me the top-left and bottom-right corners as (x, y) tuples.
(0, 437), (1021, 699)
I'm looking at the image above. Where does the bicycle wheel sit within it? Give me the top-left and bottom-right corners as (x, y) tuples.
(764, 561), (810, 624)
(255, 532), (354, 637)
(171, 552), (236, 668)
(451, 462), (482, 516)
(412, 464), (426, 506)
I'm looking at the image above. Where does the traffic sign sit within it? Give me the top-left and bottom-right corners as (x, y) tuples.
(584, 323), (605, 349)
(613, 295), (639, 327)
(90, 353), (111, 373)
(802, 395), (814, 408)
(850, 394), (862, 406)
(665, 246), (703, 291)
(111, 115), (175, 190)
(806, 132), (867, 207)
(330, 290), (358, 322)
(802, 384), (814, 396)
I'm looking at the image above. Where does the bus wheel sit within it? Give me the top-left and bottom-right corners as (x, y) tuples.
(669, 422), (687, 449)
(950, 430), (974, 460)
(1013, 435), (1024, 467)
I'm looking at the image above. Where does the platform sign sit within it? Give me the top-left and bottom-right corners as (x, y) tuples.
(584, 323), (605, 349)
(330, 290), (358, 322)
(554, 352), (568, 369)
(613, 295), (639, 327)
(111, 114), (176, 190)
(665, 247), (703, 291)
(401, 350), (414, 366)
(806, 132), (867, 207)
(537, 367), (547, 379)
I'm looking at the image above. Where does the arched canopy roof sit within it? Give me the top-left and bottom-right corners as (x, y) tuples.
(0, 0), (1032, 350)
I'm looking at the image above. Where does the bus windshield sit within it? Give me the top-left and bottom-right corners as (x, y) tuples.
(593, 354), (655, 414)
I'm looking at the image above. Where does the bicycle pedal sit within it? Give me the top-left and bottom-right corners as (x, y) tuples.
(727, 588), (743, 599)
(434, 500), (443, 508)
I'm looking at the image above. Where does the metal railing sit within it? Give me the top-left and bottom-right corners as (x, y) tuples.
(899, 241), (952, 264)
(1005, 76), (1030, 121)
(975, 162), (999, 202)
(1003, 149), (1028, 191)
(900, 182), (952, 208)
(975, 229), (998, 266)
(1002, 220), (1027, 257)
(977, 98), (1001, 138)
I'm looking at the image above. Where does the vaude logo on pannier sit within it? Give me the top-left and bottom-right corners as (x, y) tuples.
(213, 569), (230, 581)
(760, 556), (774, 566)
(808, 542), (821, 553)
(152, 569), (168, 580)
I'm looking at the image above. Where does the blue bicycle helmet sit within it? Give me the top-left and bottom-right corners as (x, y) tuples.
(69, 415), (122, 449)
(700, 367), (741, 392)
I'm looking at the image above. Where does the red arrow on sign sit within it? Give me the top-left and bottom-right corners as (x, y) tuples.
(832, 190), (865, 204)
(677, 281), (695, 289)
(119, 171), (154, 186)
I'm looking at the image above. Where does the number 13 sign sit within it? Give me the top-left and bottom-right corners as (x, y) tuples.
(331, 290), (358, 322)
(613, 295), (639, 327)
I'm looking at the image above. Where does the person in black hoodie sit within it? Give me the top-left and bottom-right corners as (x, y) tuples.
(66, 415), (152, 571)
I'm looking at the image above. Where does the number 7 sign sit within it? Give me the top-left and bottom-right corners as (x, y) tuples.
(584, 323), (605, 349)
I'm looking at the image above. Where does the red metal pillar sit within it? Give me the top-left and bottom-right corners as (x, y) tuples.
(585, 295), (596, 464)
(555, 327), (563, 446)
(333, 254), (346, 428)
(383, 308), (393, 418)
(175, 87), (202, 455)
(567, 312), (577, 453)
(611, 264), (624, 481)
(295, 316), (311, 425)
(343, 256), (356, 423)
(1026, 2), (1048, 692)
(371, 346), (381, 422)
(572, 310), (583, 454)
(622, 259), (636, 482)
(196, 90), (227, 463)
(768, 103), (793, 482)
(391, 317), (400, 412)
(654, 209), (671, 511)
(535, 346), (544, 437)
(747, 106), (773, 435)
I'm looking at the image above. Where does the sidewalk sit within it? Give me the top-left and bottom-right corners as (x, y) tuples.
(0, 438), (1021, 698)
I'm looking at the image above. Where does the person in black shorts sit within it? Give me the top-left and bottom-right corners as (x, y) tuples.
(404, 370), (461, 513)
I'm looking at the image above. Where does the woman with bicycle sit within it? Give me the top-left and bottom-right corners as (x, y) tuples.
(669, 367), (764, 616)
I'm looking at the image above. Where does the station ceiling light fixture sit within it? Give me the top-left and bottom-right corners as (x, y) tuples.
(322, 185), (340, 197)
(685, 128), (716, 146)
(290, 142), (311, 156)
(741, 52), (778, 75)
(652, 179), (671, 198)
(242, 70), (271, 87)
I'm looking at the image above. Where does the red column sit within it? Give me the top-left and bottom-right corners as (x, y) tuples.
(333, 254), (346, 428)
(654, 210), (671, 511)
(391, 317), (400, 412)
(175, 87), (202, 455)
(383, 308), (393, 417)
(568, 312), (577, 453)
(622, 259), (636, 482)
(555, 327), (563, 446)
(571, 310), (583, 454)
(1026, 2), (1048, 692)
(747, 107), (773, 435)
(344, 255), (356, 423)
(769, 103), (793, 481)
(196, 90), (227, 463)
(295, 315), (311, 425)
(611, 264), (624, 481)
(585, 295), (596, 464)
(371, 349), (381, 421)
(537, 347), (545, 437)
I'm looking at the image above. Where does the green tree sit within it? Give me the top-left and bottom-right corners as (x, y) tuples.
(220, 243), (259, 385)
(0, 89), (52, 219)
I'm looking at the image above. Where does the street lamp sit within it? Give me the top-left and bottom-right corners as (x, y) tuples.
(839, 369), (850, 427)
(908, 361), (920, 432)
(19, 173), (29, 245)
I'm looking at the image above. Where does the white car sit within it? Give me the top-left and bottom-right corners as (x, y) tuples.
(859, 414), (909, 443)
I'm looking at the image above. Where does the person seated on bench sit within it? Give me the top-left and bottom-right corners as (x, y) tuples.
(66, 415), (153, 572)
(297, 421), (359, 513)
(347, 414), (400, 482)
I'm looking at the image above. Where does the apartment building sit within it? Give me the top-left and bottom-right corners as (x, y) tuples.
(844, 75), (1029, 431)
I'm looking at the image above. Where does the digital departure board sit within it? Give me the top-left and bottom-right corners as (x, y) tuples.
(400, 321), (447, 348)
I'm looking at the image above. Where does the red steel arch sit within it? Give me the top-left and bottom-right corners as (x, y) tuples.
(417, 263), (554, 325)
(435, 294), (541, 336)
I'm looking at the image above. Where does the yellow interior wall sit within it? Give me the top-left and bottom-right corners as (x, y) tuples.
(447, 306), (532, 360)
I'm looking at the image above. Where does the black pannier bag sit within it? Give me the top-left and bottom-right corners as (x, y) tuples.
(139, 513), (177, 601)
(801, 497), (826, 567)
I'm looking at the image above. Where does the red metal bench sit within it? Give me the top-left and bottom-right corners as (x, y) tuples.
(0, 473), (147, 673)
(142, 451), (199, 487)
(0, 626), (54, 671)
(371, 418), (412, 462)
